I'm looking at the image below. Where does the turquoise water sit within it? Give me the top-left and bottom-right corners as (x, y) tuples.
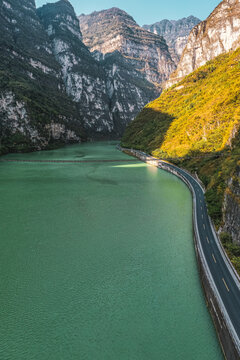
(0, 142), (223, 359)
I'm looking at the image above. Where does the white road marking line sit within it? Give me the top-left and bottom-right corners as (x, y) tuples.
(222, 278), (230, 292)
(212, 254), (217, 263)
(206, 236), (209, 244)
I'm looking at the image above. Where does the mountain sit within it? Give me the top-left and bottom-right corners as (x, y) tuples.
(166, 0), (240, 87)
(99, 52), (159, 136)
(0, 0), (86, 154)
(37, 0), (114, 136)
(143, 16), (201, 63)
(79, 8), (176, 86)
(121, 49), (240, 255)
(0, 0), (171, 153)
(38, 2), (162, 137)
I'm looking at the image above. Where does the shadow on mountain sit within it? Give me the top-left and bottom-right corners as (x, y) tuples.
(121, 108), (174, 153)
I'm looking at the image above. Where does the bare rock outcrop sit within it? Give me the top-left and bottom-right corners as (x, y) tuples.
(222, 165), (240, 245)
(79, 8), (176, 86)
(143, 16), (200, 63)
(166, 0), (240, 88)
(0, 0), (85, 153)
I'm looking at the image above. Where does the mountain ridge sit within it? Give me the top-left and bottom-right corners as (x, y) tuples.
(79, 8), (176, 86)
(143, 16), (201, 62)
(166, 0), (240, 87)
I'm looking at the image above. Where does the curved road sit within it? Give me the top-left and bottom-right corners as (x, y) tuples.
(163, 161), (240, 337)
(126, 149), (240, 351)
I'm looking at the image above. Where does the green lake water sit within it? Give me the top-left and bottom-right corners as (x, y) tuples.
(0, 142), (223, 359)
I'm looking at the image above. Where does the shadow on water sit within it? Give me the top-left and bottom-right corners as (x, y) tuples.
(86, 164), (119, 186)
(86, 174), (119, 186)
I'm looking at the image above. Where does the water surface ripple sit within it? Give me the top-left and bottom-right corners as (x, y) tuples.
(0, 142), (223, 359)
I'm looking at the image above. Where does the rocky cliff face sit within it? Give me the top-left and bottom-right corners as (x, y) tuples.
(0, 0), (85, 153)
(37, 1), (114, 136)
(79, 8), (176, 86)
(101, 51), (158, 135)
(36, 2), (162, 138)
(143, 16), (200, 63)
(166, 0), (240, 87)
(0, 0), (164, 150)
(222, 164), (240, 245)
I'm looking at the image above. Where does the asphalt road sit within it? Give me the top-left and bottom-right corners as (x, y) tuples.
(159, 160), (240, 343)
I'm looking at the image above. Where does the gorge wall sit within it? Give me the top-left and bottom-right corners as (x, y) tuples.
(222, 164), (240, 245)
(37, 1), (114, 136)
(143, 16), (201, 63)
(166, 0), (240, 87)
(79, 8), (176, 86)
(0, 0), (86, 153)
(78, 8), (177, 134)
(1, 0), (184, 153)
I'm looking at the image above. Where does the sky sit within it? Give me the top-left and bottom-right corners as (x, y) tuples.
(35, 0), (220, 25)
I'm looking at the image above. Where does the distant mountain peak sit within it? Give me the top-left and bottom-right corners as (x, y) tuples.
(143, 16), (201, 63)
(79, 8), (175, 86)
(166, 0), (240, 87)
(79, 7), (137, 28)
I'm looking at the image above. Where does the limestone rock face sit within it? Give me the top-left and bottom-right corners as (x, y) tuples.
(222, 165), (240, 245)
(166, 0), (240, 87)
(37, 2), (160, 137)
(0, 0), (85, 153)
(79, 8), (176, 86)
(37, 0), (114, 136)
(143, 16), (200, 63)
(101, 51), (158, 135)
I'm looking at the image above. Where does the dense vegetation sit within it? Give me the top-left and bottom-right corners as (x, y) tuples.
(122, 49), (240, 273)
(122, 49), (240, 157)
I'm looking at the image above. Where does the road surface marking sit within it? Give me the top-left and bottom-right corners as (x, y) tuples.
(206, 236), (209, 244)
(202, 214), (203, 219)
(201, 206), (203, 211)
(203, 224), (205, 230)
(200, 200), (202, 203)
(222, 278), (230, 292)
(212, 254), (217, 263)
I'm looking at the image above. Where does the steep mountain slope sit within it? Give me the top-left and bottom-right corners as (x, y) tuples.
(100, 51), (158, 135)
(38, 1), (159, 137)
(0, 0), (86, 154)
(143, 16), (201, 63)
(122, 49), (240, 251)
(79, 8), (176, 86)
(37, 0), (113, 136)
(0, 0), (163, 151)
(166, 0), (240, 87)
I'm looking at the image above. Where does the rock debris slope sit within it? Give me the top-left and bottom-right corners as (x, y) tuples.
(166, 0), (240, 87)
(143, 16), (201, 63)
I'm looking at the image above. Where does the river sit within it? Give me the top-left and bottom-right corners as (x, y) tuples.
(0, 142), (223, 359)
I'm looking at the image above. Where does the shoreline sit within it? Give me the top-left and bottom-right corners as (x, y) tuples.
(119, 146), (240, 360)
